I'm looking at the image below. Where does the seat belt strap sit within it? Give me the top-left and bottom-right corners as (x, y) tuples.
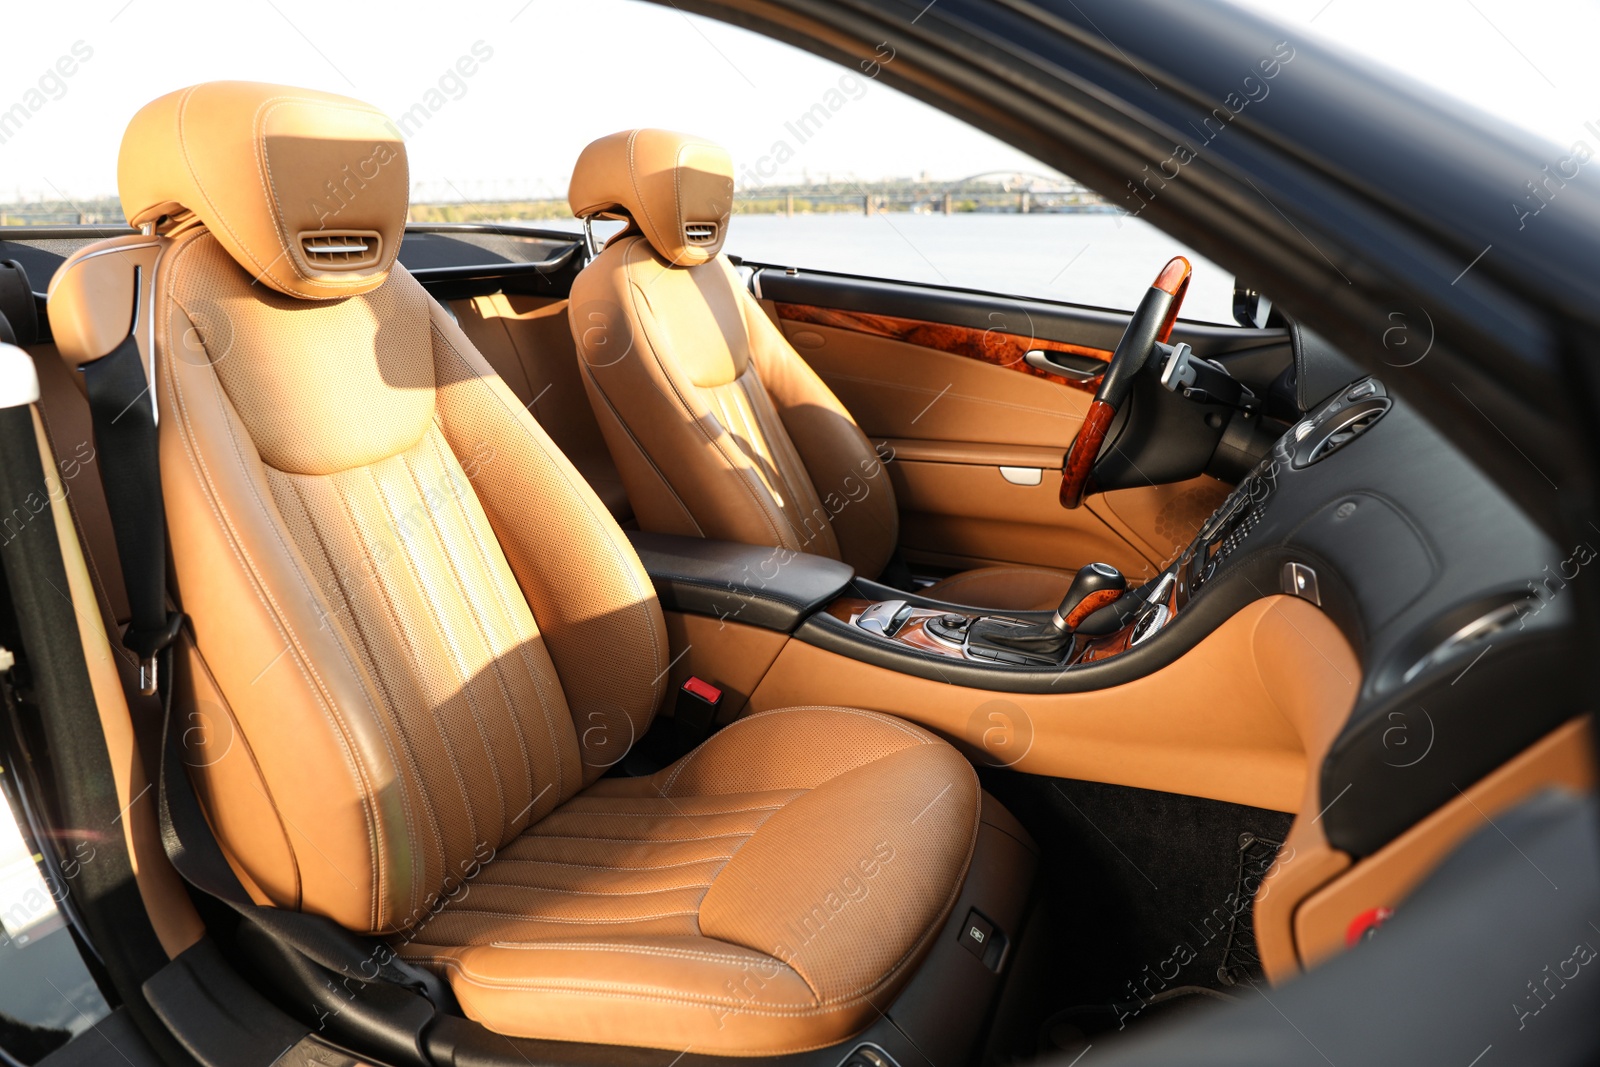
(78, 328), (182, 693)
(79, 314), (451, 1009)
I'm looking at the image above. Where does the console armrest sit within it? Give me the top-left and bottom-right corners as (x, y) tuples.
(626, 532), (856, 633)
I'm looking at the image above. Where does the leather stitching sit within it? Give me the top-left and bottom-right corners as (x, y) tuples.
(525, 831), (755, 845)
(399, 445), (513, 845)
(660, 705), (930, 796)
(421, 428), (545, 830)
(482, 942), (790, 967)
(416, 907), (700, 925)
(541, 804), (786, 819)
(281, 472), (428, 918)
(317, 469), (449, 906)
(162, 233), (386, 927)
(464, 881), (714, 897)
(487, 856), (734, 873)
(422, 425), (560, 825)
(616, 241), (799, 553)
(365, 463), (486, 856)
(576, 351), (705, 536)
(427, 314), (667, 739)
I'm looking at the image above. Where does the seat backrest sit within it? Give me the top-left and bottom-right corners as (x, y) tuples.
(47, 82), (666, 936)
(567, 129), (898, 579)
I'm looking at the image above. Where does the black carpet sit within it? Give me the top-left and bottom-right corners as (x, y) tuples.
(977, 770), (1294, 1063)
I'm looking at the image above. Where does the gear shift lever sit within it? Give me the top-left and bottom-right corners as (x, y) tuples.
(968, 562), (1131, 656)
(1050, 563), (1127, 633)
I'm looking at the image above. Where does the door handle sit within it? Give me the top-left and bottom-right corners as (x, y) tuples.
(1025, 349), (1104, 382)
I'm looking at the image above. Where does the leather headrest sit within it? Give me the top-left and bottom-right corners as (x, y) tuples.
(569, 129), (733, 267)
(118, 81), (408, 300)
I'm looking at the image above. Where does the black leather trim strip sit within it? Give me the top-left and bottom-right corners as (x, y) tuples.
(627, 531), (855, 633)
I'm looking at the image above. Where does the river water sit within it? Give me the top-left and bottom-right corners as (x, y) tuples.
(723, 212), (1236, 324)
(549, 212), (1237, 325)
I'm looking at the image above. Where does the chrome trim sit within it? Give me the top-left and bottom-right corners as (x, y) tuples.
(581, 217), (603, 261)
(301, 241), (371, 254)
(1401, 599), (1530, 684)
(144, 246), (163, 426)
(1024, 349), (1100, 381)
(45, 239), (160, 299)
(855, 599), (908, 636)
(1130, 603), (1170, 646)
(1281, 561), (1321, 605)
(999, 465), (1043, 486)
(1157, 340), (1198, 391)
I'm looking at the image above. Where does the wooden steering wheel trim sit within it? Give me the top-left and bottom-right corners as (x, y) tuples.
(1057, 257), (1191, 510)
(1059, 398), (1116, 508)
(1155, 261), (1192, 343)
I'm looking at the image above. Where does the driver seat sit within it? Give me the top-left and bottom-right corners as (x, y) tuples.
(567, 129), (1077, 612)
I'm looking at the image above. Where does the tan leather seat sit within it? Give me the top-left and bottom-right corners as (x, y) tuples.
(47, 82), (979, 1055)
(566, 129), (1078, 613)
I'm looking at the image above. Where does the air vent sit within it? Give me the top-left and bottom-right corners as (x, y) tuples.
(1291, 396), (1391, 468)
(684, 222), (718, 245)
(299, 231), (381, 269)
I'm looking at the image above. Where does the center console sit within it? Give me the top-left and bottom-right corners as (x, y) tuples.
(624, 383), (1390, 694)
(817, 378), (1393, 675)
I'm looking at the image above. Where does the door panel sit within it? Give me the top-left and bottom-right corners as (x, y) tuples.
(890, 459), (1155, 576)
(754, 268), (1276, 576)
(773, 302), (1110, 393)
(771, 316), (1091, 447)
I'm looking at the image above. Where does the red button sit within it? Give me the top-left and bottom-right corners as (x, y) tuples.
(681, 676), (722, 703)
(1344, 905), (1393, 947)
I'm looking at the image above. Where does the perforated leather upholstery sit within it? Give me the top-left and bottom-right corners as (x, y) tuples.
(47, 83), (981, 1054)
(568, 129), (1076, 611)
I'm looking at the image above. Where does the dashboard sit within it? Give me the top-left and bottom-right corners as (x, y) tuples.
(801, 368), (1580, 859)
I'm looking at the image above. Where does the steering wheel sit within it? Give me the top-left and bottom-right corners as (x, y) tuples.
(1058, 256), (1192, 509)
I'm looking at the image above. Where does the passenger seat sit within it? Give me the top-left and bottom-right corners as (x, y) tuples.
(45, 82), (982, 1055)
(448, 292), (633, 523)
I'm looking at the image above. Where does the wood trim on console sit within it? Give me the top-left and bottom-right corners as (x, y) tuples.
(773, 302), (1110, 393)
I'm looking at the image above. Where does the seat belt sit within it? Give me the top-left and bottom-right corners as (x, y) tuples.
(78, 298), (452, 1010)
(79, 324), (182, 695)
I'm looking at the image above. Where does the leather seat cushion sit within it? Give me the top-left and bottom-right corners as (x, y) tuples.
(400, 706), (980, 1055)
(923, 565), (1080, 612)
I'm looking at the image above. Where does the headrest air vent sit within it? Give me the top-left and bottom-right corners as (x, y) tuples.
(684, 222), (718, 245)
(299, 231), (382, 270)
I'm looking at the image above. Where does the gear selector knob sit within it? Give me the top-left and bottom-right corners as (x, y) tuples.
(1052, 563), (1127, 633)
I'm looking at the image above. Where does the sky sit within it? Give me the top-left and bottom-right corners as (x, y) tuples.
(1, 0), (1596, 205)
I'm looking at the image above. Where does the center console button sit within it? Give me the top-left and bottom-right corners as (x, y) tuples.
(925, 612), (971, 645)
